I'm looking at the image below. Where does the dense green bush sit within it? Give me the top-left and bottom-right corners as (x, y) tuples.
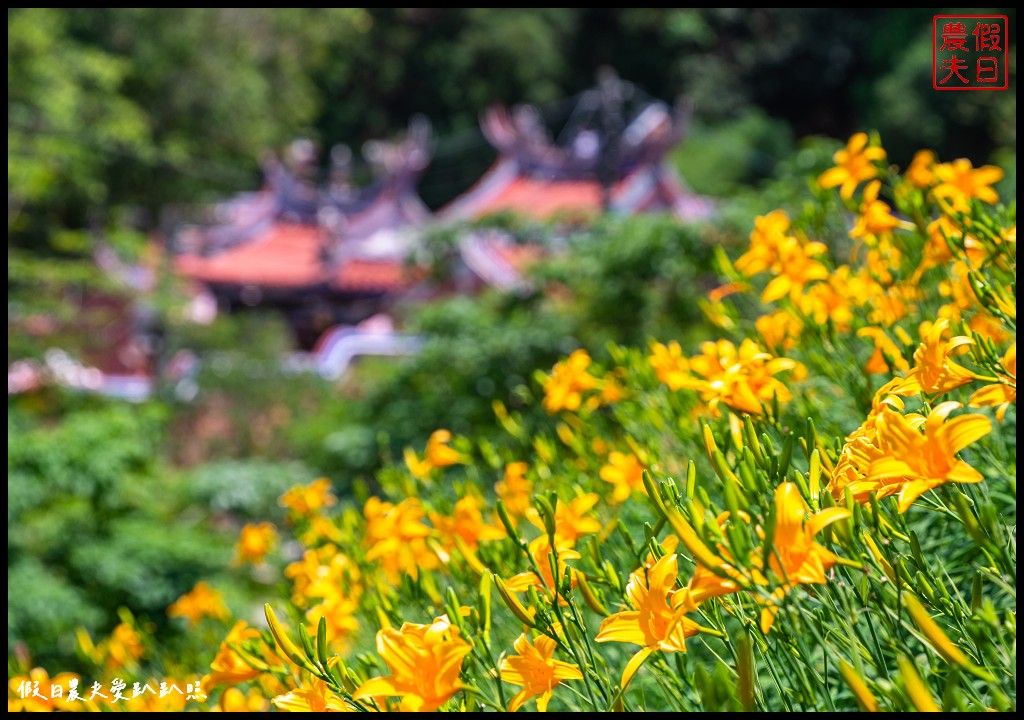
(7, 401), (229, 665)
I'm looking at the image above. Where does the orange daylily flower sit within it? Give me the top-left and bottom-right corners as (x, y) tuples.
(120, 679), (191, 712)
(431, 495), (506, 553)
(506, 536), (582, 602)
(850, 181), (913, 240)
(735, 210), (792, 277)
(404, 447), (434, 479)
(760, 236), (831, 304)
(968, 342), (1016, 422)
(892, 319), (977, 396)
(306, 595), (360, 646)
(688, 338), (803, 417)
(273, 675), (352, 712)
(904, 149), (936, 189)
(920, 216), (987, 274)
(496, 462), (533, 518)
(353, 615), (472, 712)
(599, 451), (646, 504)
(858, 327), (910, 375)
(280, 478), (337, 518)
(818, 132), (886, 200)
(105, 622), (146, 670)
(649, 340), (694, 391)
(404, 429), (465, 479)
(674, 512), (758, 613)
(286, 545), (350, 601)
(206, 621), (268, 687)
(708, 281), (750, 303)
(499, 633), (583, 712)
(426, 429), (464, 467)
(759, 483), (851, 633)
(543, 349), (599, 413)
(298, 550), (362, 645)
(299, 514), (344, 546)
(236, 522), (277, 565)
(756, 310), (803, 352)
(599, 374), (627, 404)
(526, 493), (602, 549)
(933, 158), (1004, 211)
(827, 380), (906, 503)
(220, 687), (270, 712)
(364, 497), (439, 582)
(867, 402), (991, 512)
(596, 553), (705, 689)
(168, 581), (229, 628)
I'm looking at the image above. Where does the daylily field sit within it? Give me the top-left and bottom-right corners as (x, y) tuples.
(10, 135), (1016, 712)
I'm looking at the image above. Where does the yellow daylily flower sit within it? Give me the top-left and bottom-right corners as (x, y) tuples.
(280, 478), (337, 518)
(892, 319), (977, 396)
(499, 633), (583, 712)
(596, 553), (705, 689)
(364, 497), (439, 582)
(968, 342), (1015, 423)
(236, 521), (277, 565)
(904, 149), (936, 189)
(759, 483), (851, 633)
(206, 621), (268, 688)
(526, 493), (602, 550)
(599, 451), (646, 504)
(220, 686), (270, 712)
(431, 495), (506, 553)
(858, 326), (910, 375)
(735, 209), (792, 277)
(933, 158), (1004, 211)
(542, 349), (599, 413)
(273, 675), (352, 712)
(353, 615), (472, 712)
(496, 462), (533, 518)
(867, 402), (991, 512)
(648, 340), (695, 391)
(818, 132), (887, 200)
(167, 581), (229, 628)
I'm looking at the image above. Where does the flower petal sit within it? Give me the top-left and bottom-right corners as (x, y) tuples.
(595, 612), (646, 645)
(620, 648), (655, 691)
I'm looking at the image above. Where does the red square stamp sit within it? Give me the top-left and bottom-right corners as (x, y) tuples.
(933, 15), (1009, 91)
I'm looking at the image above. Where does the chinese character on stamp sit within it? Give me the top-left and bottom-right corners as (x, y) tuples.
(933, 15), (1009, 91)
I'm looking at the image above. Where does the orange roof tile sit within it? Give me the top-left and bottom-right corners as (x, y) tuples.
(175, 223), (416, 294)
(477, 177), (605, 220)
(174, 224), (327, 288)
(332, 259), (413, 294)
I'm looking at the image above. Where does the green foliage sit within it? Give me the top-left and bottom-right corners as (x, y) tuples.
(188, 459), (314, 519)
(671, 109), (794, 197)
(7, 401), (229, 666)
(537, 214), (717, 348)
(7, 558), (104, 660)
(287, 213), (721, 483)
